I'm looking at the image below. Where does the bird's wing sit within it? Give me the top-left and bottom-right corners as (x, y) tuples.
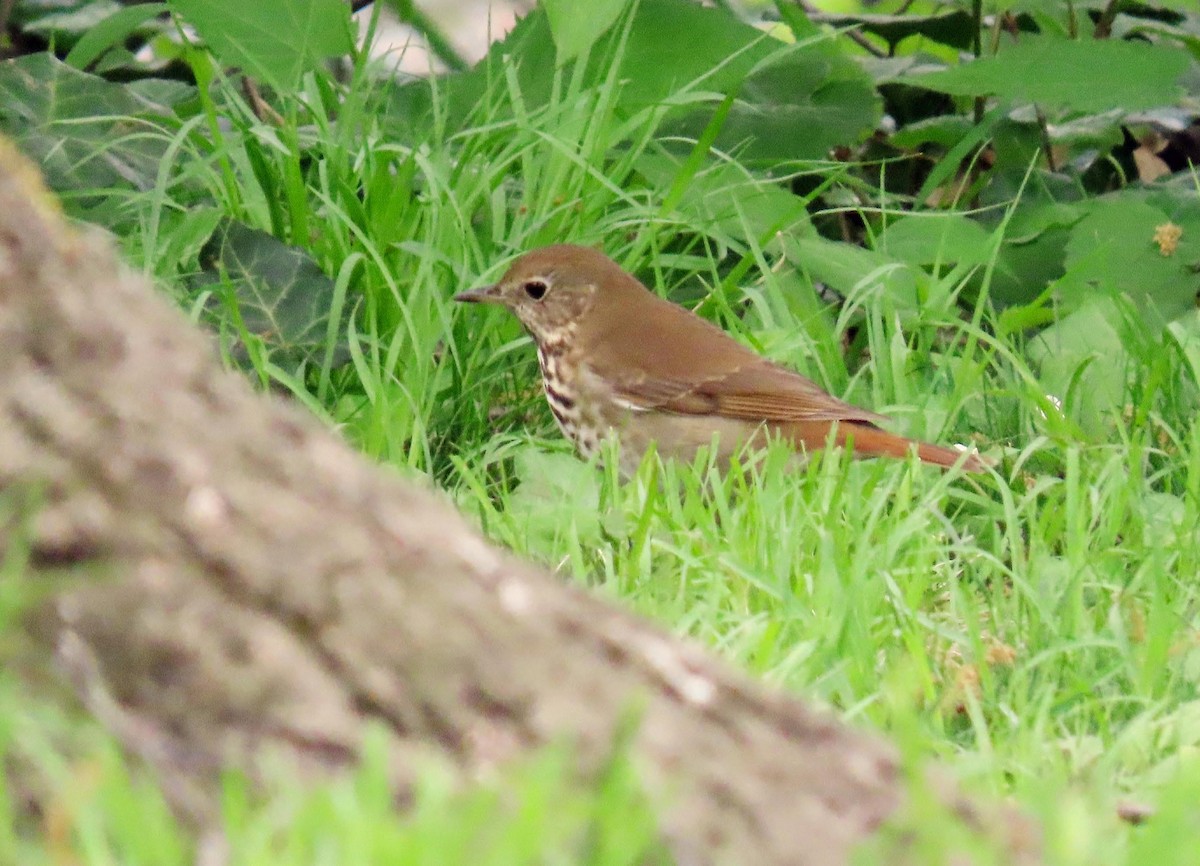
(580, 289), (886, 424)
(604, 358), (887, 424)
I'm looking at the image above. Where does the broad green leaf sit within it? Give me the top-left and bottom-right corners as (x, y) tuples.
(636, 152), (812, 247)
(1025, 187), (1200, 429)
(166, 0), (353, 93)
(616, 0), (879, 160)
(607, 0), (771, 109)
(0, 54), (192, 215)
(20, 0), (123, 38)
(784, 235), (935, 321)
(146, 206), (225, 278)
(388, 0), (877, 161)
(808, 10), (978, 51)
(1167, 309), (1200, 393)
(890, 115), (975, 149)
(1004, 201), (1086, 246)
(875, 215), (995, 268)
(984, 200), (1083, 308)
(543, 0), (630, 65)
(506, 449), (604, 551)
(903, 36), (1190, 114)
(65, 2), (167, 70)
(682, 42), (880, 162)
(194, 220), (351, 369)
(1055, 195), (1200, 326)
(1026, 296), (1130, 433)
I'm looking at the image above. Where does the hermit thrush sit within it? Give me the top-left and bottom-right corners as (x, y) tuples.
(456, 244), (984, 475)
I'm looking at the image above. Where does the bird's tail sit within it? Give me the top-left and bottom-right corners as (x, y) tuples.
(779, 421), (987, 472)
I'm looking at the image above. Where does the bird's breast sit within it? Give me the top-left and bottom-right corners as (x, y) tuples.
(534, 336), (593, 455)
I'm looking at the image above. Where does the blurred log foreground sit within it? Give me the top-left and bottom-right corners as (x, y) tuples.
(0, 147), (1031, 865)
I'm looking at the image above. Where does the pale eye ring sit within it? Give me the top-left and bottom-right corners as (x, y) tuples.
(523, 280), (548, 301)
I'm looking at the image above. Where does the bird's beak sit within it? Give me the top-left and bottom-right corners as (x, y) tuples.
(454, 284), (504, 304)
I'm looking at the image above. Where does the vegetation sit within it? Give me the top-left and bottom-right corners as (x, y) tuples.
(2, 0), (1200, 862)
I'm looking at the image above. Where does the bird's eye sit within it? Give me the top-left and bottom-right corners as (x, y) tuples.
(523, 280), (548, 301)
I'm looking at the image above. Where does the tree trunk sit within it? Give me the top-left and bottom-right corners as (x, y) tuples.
(0, 140), (1033, 866)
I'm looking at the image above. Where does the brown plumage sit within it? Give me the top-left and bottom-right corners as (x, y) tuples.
(456, 244), (984, 475)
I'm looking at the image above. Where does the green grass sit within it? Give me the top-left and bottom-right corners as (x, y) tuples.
(6, 15), (1200, 865)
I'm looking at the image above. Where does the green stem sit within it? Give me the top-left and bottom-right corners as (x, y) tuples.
(387, 0), (469, 72)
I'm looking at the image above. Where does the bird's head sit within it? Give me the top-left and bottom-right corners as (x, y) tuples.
(455, 244), (639, 344)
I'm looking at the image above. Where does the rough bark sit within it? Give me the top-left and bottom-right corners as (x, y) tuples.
(0, 141), (1033, 865)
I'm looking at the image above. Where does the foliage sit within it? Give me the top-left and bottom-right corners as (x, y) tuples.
(2, 0), (1200, 862)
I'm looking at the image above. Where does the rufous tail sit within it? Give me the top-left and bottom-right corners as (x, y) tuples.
(781, 421), (987, 472)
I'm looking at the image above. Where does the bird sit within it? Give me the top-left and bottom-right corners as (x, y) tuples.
(455, 244), (984, 476)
